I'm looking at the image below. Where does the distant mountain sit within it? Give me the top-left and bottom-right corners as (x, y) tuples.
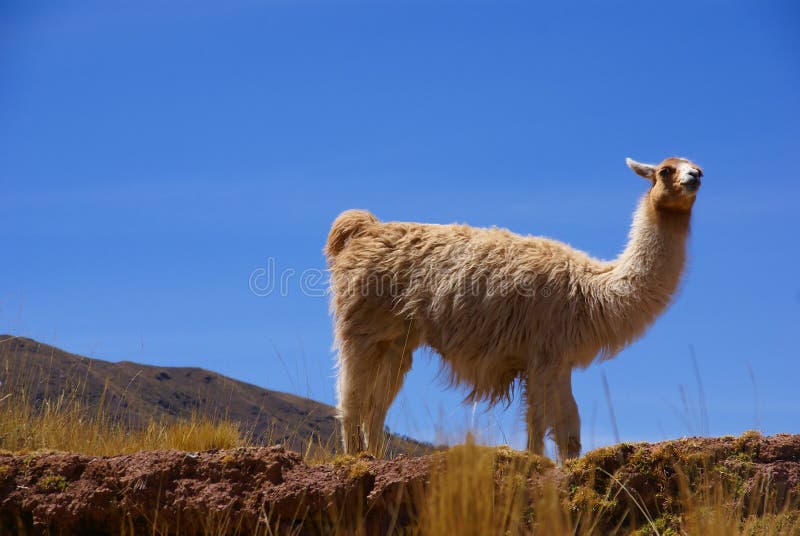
(0, 335), (430, 456)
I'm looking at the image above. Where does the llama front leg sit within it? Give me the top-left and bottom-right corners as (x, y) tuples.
(549, 368), (581, 461)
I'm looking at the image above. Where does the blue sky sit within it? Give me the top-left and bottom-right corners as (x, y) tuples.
(2, 1), (798, 452)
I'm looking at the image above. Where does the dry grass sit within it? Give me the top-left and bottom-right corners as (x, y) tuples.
(0, 390), (246, 455)
(0, 355), (249, 455)
(418, 437), (546, 534)
(414, 437), (800, 536)
(432, 438), (800, 536)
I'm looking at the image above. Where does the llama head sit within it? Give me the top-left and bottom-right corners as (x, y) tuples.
(626, 156), (703, 213)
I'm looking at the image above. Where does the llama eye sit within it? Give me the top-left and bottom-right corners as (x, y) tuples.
(658, 167), (673, 178)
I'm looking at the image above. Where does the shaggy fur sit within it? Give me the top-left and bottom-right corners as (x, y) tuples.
(325, 156), (703, 460)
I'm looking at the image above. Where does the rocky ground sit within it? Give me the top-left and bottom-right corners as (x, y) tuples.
(1, 433), (798, 535)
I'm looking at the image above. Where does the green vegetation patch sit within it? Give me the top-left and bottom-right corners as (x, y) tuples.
(37, 474), (68, 493)
(0, 464), (13, 481)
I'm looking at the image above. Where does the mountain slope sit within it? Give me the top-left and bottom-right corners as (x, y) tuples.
(0, 335), (429, 456)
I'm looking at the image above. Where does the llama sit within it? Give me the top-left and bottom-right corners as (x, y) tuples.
(325, 156), (702, 460)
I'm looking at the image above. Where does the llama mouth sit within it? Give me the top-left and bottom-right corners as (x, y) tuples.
(682, 181), (701, 194)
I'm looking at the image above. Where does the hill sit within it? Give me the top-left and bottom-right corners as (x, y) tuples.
(0, 335), (429, 456)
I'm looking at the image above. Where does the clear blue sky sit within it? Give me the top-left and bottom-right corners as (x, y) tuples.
(2, 1), (798, 453)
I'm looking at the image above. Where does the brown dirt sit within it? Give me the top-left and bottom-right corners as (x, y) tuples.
(0, 446), (432, 535)
(1, 434), (798, 535)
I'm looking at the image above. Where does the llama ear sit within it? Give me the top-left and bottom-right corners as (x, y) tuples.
(626, 158), (656, 180)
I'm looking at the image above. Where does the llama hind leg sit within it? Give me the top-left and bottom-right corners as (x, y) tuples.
(337, 336), (385, 454)
(363, 333), (416, 455)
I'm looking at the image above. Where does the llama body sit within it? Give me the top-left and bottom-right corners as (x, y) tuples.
(325, 157), (702, 459)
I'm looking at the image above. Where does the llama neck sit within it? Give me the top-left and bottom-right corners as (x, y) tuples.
(591, 195), (692, 357)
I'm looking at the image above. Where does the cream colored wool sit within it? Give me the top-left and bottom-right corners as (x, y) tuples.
(325, 157), (703, 460)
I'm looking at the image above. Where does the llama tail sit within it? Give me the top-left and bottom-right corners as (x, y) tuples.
(325, 209), (378, 259)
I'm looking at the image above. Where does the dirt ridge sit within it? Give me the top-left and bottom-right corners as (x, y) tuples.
(1, 433), (798, 535)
